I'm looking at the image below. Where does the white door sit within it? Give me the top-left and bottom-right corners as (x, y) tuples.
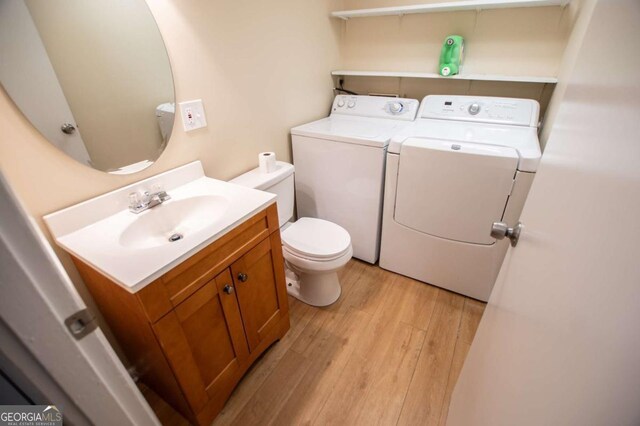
(447, 1), (640, 425)
(0, 0), (91, 166)
(0, 172), (158, 425)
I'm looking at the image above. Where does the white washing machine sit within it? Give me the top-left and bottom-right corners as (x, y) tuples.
(380, 95), (542, 301)
(291, 95), (419, 263)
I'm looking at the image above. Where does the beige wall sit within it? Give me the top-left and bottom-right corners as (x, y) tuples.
(337, 1), (581, 117)
(539, 0), (597, 149)
(26, 0), (174, 171)
(0, 0), (342, 296)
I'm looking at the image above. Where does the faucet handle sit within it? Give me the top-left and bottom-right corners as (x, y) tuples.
(128, 192), (142, 208)
(143, 191), (152, 202)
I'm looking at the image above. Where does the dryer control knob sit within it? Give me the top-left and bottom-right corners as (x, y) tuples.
(347, 100), (356, 108)
(468, 103), (481, 115)
(389, 102), (404, 114)
(337, 98), (345, 107)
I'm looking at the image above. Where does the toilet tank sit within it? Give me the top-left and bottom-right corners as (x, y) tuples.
(155, 102), (175, 142)
(229, 161), (295, 228)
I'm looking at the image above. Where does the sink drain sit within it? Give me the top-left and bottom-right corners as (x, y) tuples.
(168, 233), (184, 242)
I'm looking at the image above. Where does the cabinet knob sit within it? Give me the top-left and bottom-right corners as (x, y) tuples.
(237, 273), (248, 282)
(223, 284), (234, 294)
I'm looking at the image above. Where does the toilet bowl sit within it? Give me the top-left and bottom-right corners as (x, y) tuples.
(281, 217), (352, 306)
(229, 161), (352, 306)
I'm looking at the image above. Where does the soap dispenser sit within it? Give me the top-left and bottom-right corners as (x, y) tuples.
(438, 35), (465, 77)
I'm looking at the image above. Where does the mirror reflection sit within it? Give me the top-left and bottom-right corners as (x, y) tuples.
(0, 0), (175, 174)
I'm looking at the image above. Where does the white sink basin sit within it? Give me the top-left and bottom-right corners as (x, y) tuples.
(43, 161), (275, 292)
(119, 195), (230, 249)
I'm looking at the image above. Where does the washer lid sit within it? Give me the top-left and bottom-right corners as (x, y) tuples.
(291, 116), (410, 148)
(281, 218), (351, 260)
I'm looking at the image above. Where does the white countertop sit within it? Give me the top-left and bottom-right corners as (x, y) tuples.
(43, 161), (275, 293)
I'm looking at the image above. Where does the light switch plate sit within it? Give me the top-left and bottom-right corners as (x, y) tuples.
(179, 99), (207, 132)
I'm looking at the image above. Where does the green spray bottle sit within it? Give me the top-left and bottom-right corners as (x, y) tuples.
(438, 35), (464, 76)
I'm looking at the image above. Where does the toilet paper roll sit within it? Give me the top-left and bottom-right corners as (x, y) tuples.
(259, 152), (277, 173)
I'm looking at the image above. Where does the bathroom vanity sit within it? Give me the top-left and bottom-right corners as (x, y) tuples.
(43, 162), (290, 425)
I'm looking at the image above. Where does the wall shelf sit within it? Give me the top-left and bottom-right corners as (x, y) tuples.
(332, 70), (558, 84)
(331, 0), (569, 20)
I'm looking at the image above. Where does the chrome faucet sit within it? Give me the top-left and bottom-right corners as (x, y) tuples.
(128, 186), (171, 213)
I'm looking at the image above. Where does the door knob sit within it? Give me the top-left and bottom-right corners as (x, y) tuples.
(223, 284), (234, 294)
(237, 273), (248, 282)
(491, 221), (523, 247)
(61, 123), (76, 134)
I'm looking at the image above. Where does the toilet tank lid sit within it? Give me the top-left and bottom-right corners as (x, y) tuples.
(156, 102), (175, 113)
(229, 161), (294, 190)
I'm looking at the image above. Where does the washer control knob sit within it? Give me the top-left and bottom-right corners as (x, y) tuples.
(337, 98), (345, 107)
(347, 100), (356, 108)
(468, 103), (481, 115)
(389, 102), (404, 114)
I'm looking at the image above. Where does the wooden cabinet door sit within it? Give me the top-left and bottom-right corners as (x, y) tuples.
(152, 269), (249, 413)
(231, 233), (288, 352)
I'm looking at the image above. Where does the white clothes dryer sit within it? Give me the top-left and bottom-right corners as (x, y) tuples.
(291, 95), (419, 263)
(380, 95), (542, 301)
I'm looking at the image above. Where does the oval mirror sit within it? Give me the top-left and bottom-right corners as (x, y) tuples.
(0, 0), (175, 174)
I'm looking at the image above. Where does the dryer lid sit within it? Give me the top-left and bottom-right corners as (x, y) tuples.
(389, 119), (541, 172)
(281, 217), (351, 260)
(394, 138), (519, 245)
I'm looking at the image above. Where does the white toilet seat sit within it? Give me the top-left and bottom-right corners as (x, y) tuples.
(281, 217), (351, 262)
(283, 244), (353, 273)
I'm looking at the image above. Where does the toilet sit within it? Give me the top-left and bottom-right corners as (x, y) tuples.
(230, 161), (352, 306)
